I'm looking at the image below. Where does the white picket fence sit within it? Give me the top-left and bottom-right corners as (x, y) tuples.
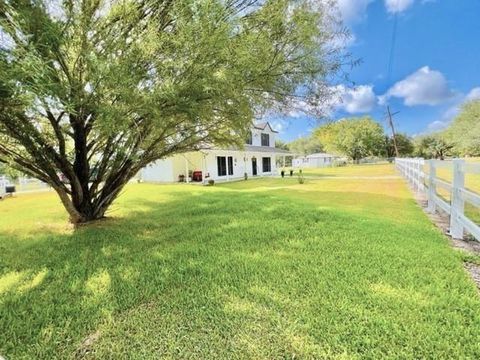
(396, 158), (480, 241)
(0, 175), (50, 195)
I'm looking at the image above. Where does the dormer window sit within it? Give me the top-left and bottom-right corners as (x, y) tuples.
(246, 131), (252, 145)
(261, 133), (270, 146)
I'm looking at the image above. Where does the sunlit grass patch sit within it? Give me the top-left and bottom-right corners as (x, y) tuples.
(299, 163), (397, 177)
(1, 164), (480, 358)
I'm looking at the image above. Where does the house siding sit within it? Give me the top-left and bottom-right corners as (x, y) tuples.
(205, 150), (276, 181)
(293, 155), (337, 168)
(140, 122), (283, 183)
(251, 127), (275, 148)
(142, 158), (174, 182)
(142, 150), (277, 183)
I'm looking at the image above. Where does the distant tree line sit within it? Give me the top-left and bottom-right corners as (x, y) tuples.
(280, 100), (480, 162)
(284, 116), (414, 162)
(412, 99), (480, 159)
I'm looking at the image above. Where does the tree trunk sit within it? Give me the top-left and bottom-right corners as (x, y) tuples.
(52, 185), (87, 224)
(54, 188), (108, 224)
(52, 168), (133, 224)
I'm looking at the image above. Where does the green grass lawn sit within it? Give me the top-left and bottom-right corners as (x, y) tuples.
(295, 163), (397, 178)
(2, 164), (480, 358)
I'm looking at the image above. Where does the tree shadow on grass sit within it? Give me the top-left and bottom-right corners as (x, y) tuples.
(1, 188), (480, 358)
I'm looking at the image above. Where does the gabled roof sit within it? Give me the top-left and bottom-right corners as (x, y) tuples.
(253, 122), (278, 133)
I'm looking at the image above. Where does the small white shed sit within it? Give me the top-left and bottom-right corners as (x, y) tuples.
(292, 153), (339, 168)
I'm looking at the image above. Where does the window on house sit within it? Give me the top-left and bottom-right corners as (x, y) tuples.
(228, 156), (234, 175)
(246, 131), (252, 145)
(217, 156), (234, 176)
(261, 133), (270, 146)
(262, 157), (271, 172)
(217, 156), (227, 176)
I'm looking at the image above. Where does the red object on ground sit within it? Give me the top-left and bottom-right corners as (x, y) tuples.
(192, 171), (203, 182)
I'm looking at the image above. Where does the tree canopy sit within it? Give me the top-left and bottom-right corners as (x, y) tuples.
(0, 162), (21, 181)
(444, 100), (480, 156)
(413, 134), (454, 160)
(288, 135), (323, 155)
(314, 117), (385, 161)
(410, 99), (480, 159)
(275, 139), (290, 151)
(0, 0), (346, 223)
(385, 133), (414, 158)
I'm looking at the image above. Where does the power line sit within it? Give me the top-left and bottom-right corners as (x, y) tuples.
(387, 13), (399, 84)
(385, 7), (400, 156)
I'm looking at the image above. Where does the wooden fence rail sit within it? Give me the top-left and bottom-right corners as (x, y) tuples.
(395, 158), (480, 241)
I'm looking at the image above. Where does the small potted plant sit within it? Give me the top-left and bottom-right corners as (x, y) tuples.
(178, 174), (185, 182)
(298, 170), (305, 184)
(244, 172), (248, 180)
(208, 179), (215, 186)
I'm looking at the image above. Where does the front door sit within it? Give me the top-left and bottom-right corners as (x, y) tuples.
(252, 157), (257, 176)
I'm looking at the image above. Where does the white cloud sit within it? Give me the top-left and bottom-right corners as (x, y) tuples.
(441, 87), (480, 121)
(385, 0), (415, 13)
(427, 120), (449, 132)
(382, 66), (454, 106)
(282, 99), (317, 118)
(336, 0), (374, 23)
(329, 31), (356, 49)
(269, 119), (289, 133)
(335, 85), (377, 113)
(274, 84), (376, 119)
(465, 87), (480, 102)
(335, 0), (421, 23)
(426, 86), (480, 133)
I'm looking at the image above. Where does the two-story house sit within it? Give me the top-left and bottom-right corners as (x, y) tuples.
(141, 122), (291, 183)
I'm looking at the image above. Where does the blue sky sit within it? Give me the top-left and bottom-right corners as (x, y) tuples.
(272, 0), (480, 142)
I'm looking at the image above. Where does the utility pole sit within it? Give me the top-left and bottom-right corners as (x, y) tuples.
(386, 105), (400, 158)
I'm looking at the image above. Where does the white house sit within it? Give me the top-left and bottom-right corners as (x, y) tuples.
(141, 122), (291, 183)
(292, 153), (340, 168)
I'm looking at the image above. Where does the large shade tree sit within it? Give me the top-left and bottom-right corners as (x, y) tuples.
(0, 0), (346, 223)
(314, 117), (385, 162)
(288, 134), (324, 155)
(413, 134), (454, 160)
(444, 100), (480, 156)
(384, 133), (414, 158)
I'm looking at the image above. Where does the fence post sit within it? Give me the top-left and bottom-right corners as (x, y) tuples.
(450, 159), (465, 239)
(417, 159), (423, 192)
(406, 159), (410, 184)
(427, 160), (436, 213)
(409, 159), (413, 187)
(410, 159), (415, 189)
(414, 158), (418, 191)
